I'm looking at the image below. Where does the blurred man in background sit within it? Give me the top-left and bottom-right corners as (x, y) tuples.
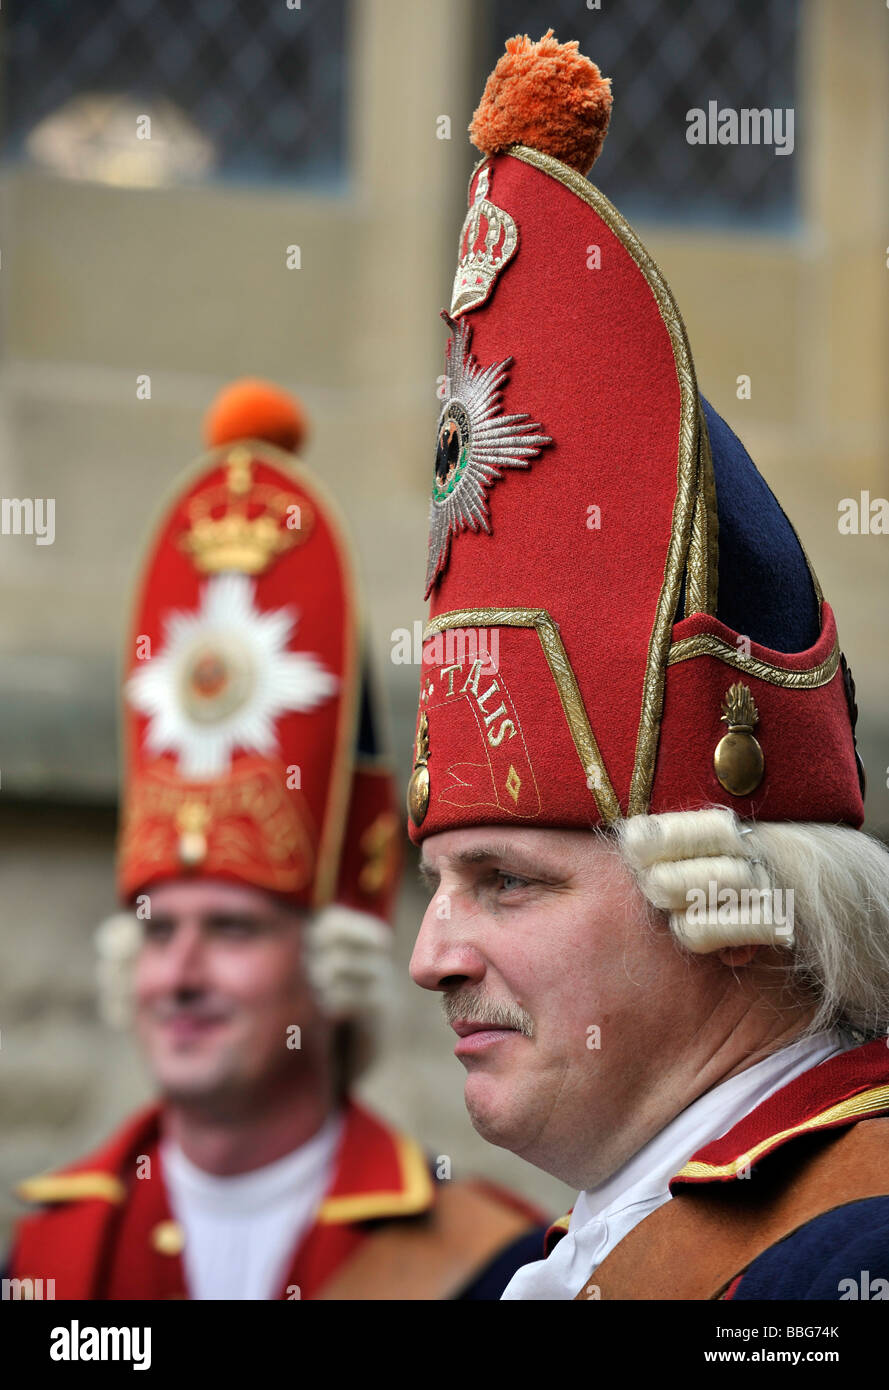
(6, 379), (544, 1300)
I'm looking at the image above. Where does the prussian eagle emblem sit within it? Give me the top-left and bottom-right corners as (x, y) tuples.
(425, 312), (551, 595)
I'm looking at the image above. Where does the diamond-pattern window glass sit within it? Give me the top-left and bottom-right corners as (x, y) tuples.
(4, 0), (350, 188)
(484, 0), (800, 228)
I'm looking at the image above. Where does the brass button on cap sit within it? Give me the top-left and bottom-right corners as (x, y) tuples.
(407, 764), (430, 827)
(408, 711), (430, 827)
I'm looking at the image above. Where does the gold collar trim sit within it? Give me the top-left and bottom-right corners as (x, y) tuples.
(316, 1130), (434, 1225)
(675, 1083), (889, 1180)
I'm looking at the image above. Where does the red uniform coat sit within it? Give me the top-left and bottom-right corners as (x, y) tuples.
(8, 1099), (541, 1300)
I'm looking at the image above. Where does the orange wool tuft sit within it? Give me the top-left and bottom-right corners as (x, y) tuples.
(469, 29), (612, 176)
(203, 378), (309, 455)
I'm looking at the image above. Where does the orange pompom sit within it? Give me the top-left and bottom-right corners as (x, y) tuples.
(203, 378), (309, 455)
(469, 29), (612, 177)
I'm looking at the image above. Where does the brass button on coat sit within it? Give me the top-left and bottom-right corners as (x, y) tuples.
(151, 1220), (185, 1256)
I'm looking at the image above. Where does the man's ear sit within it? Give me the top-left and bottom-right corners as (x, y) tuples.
(716, 944), (760, 967)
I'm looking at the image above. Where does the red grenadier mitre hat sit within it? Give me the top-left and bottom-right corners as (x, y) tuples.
(407, 31), (865, 843)
(118, 378), (401, 924)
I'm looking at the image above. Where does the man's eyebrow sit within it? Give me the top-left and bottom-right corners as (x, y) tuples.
(202, 912), (269, 928)
(417, 859), (440, 889)
(421, 843), (568, 881)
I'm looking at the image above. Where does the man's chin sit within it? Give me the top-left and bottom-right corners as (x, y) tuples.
(463, 1073), (534, 1153)
(154, 1064), (237, 1104)
(145, 1040), (246, 1106)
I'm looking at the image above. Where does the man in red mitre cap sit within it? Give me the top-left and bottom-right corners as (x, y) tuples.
(5, 379), (545, 1301)
(408, 33), (889, 1300)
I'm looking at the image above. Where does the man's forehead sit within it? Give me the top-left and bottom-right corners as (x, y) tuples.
(146, 878), (285, 916)
(419, 827), (605, 875)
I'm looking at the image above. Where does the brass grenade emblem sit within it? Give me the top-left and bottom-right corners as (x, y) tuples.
(407, 712), (430, 827)
(714, 682), (764, 797)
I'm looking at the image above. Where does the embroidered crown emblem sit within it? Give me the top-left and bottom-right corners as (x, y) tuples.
(450, 165), (519, 317)
(179, 448), (313, 575)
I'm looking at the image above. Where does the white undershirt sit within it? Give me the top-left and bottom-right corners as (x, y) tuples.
(501, 1027), (860, 1300)
(160, 1111), (344, 1300)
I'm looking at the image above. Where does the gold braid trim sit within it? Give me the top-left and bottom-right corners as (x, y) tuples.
(667, 633), (840, 687)
(16, 1171), (126, 1205)
(424, 607), (621, 823)
(507, 145), (701, 817)
(316, 1130), (434, 1224)
(686, 401), (719, 618)
(675, 1083), (889, 1180)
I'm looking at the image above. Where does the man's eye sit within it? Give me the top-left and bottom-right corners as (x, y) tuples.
(497, 872), (529, 893)
(143, 920), (174, 943)
(213, 921), (255, 939)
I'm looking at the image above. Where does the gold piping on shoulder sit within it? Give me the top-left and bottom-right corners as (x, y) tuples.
(423, 607), (621, 823)
(675, 1083), (889, 1180)
(667, 633), (840, 688)
(16, 1171), (127, 1205)
(507, 145), (701, 817)
(316, 1131), (434, 1224)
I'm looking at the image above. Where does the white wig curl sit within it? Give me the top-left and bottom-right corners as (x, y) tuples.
(615, 806), (889, 1038)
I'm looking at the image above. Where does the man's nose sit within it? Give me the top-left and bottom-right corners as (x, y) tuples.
(409, 894), (486, 993)
(159, 921), (210, 990)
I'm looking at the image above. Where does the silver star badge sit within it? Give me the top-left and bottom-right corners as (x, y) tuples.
(425, 312), (551, 595)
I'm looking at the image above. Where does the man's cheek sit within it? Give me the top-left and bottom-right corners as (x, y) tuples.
(131, 963), (159, 1004)
(220, 979), (291, 1025)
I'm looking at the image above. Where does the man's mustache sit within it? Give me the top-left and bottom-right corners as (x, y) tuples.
(442, 986), (534, 1038)
(146, 995), (234, 1023)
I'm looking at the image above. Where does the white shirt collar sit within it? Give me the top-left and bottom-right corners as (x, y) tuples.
(160, 1110), (344, 1216)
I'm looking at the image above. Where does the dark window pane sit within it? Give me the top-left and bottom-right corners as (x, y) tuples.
(4, 0), (350, 188)
(484, 1), (800, 229)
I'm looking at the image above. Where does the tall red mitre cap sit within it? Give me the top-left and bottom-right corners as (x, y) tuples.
(119, 378), (401, 924)
(406, 32), (864, 844)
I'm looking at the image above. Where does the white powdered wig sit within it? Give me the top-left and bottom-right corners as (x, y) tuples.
(616, 806), (889, 1038)
(93, 904), (392, 1029)
(95, 911), (143, 1029)
(303, 905), (393, 1022)
(618, 807), (778, 954)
